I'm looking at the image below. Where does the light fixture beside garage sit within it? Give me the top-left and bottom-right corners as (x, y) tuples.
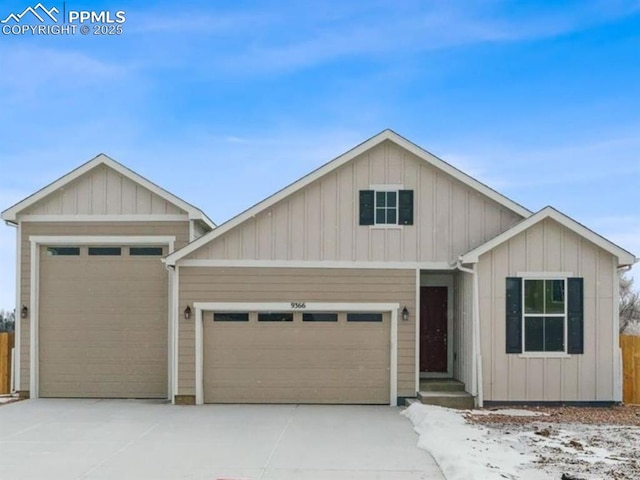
(184, 306), (192, 320)
(401, 306), (409, 321)
(21, 305), (28, 319)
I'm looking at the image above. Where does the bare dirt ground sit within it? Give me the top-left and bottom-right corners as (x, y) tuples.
(467, 405), (640, 479)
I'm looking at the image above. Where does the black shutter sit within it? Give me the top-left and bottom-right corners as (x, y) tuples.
(359, 190), (375, 225)
(398, 190), (414, 225)
(506, 277), (522, 353)
(567, 277), (584, 354)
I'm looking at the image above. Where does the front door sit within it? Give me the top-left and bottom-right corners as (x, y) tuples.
(420, 286), (448, 373)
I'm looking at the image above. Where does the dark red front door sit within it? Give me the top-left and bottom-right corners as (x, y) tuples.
(420, 286), (448, 373)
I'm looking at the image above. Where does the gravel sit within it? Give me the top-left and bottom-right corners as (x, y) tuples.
(466, 405), (640, 479)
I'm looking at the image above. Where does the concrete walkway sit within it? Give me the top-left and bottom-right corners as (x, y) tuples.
(0, 400), (444, 480)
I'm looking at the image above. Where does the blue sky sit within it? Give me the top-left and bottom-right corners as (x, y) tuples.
(0, 0), (639, 309)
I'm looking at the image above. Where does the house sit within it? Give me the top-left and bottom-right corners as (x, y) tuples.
(2, 130), (636, 407)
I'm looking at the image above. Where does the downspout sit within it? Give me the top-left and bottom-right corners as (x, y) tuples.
(454, 257), (483, 408)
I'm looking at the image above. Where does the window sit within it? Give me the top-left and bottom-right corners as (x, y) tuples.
(214, 313), (249, 322)
(258, 312), (293, 322)
(523, 279), (565, 352)
(376, 191), (397, 224)
(506, 277), (584, 355)
(88, 247), (122, 256)
(347, 313), (383, 322)
(46, 247), (80, 256)
(130, 247), (164, 256)
(303, 313), (338, 322)
(359, 190), (413, 226)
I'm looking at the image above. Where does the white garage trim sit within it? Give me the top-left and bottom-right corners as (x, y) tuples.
(193, 302), (400, 407)
(13, 221), (21, 393)
(28, 235), (176, 400)
(21, 214), (189, 223)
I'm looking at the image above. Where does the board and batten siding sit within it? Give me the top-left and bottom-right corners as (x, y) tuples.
(478, 218), (617, 401)
(185, 140), (524, 262)
(23, 164), (187, 216)
(178, 267), (416, 398)
(17, 221), (190, 392)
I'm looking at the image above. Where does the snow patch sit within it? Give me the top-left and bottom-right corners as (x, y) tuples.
(402, 403), (542, 480)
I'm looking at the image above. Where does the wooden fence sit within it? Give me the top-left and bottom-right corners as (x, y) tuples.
(621, 335), (640, 405)
(0, 332), (14, 395)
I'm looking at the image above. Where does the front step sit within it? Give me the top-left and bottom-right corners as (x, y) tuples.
(419, 379), (466, 392)
(413, 379), (475, 409)
(416, 391), (475, 409)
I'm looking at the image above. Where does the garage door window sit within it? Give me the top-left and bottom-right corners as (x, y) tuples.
(88, 247), (122, 256)
(258, 312), (294, 322)
(347, 313), (383, 322)
(46, 247), (80, 256)
(303, 313), (338, 322)
(214, 313), (249, 322)
(130, 247), (164, 256)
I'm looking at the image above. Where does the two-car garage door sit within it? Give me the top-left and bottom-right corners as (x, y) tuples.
(203, 311), (390, 404)
(38, 245), (168, 398)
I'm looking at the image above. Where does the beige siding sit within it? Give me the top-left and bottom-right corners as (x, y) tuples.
(18, 221), (189, 392)
(478, 218), (617, 401)
(23, 164), (187, 216)
(178, 267), (416, 398)
(186, 141), (524, 262)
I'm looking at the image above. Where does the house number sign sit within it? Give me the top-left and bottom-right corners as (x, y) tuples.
(290, 302), (307, 309)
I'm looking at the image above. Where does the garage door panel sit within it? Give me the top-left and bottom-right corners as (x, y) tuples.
(204, 313), (390, 404)
(39, 245), (167, 399)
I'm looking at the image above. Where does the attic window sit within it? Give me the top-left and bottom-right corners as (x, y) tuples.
(359, 190), (413, 226)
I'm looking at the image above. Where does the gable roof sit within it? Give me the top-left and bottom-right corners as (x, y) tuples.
(165, 129), (532, 265)
(1, 153), (215, 228)
(460, 206), (637, 266)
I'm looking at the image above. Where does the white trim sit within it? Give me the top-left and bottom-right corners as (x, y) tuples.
(369, 225), (404, 231)
(1, 154), (215, 228)
(13, 221), (21, 393)
(29, 240), (38, 398)
(192, 302), (400, 407)
(166, 129), (532, 265)
(419, 273), (454, 378)
(414, 268), (420, 394)
(518, 353), (571, 359)
(172, 266), (180, 403)
(29, 235), (176, 247)
(168, 267), (174, 403)
(20, 214), (189, 223)
(369, 184), (404, 190)
(517, 271), (574, 278)
(462, 206), (636, 266)
(28, 234), (176, 400)
(613, 264), (622, 402)
(521, 278), (568, 355)
(177, 259), (454, 270)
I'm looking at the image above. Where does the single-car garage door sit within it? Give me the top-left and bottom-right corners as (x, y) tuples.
(203, 311), (390, 404)
(38, 245), (168, 398)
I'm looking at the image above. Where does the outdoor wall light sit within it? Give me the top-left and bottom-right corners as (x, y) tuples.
(21, 305), (28, 319)
(184, 306), (192, 320)
(401, 306), (409, 321)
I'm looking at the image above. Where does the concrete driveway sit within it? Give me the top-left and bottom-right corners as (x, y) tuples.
(0, 400), (444, 480)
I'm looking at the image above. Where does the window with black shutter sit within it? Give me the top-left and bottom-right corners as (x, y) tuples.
(359, 189), (413, 226)
(505, 276), (584, 355)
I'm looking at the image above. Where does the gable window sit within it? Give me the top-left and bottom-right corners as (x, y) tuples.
(359, 189), (413, 226)
(506, 277), (583, 355)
